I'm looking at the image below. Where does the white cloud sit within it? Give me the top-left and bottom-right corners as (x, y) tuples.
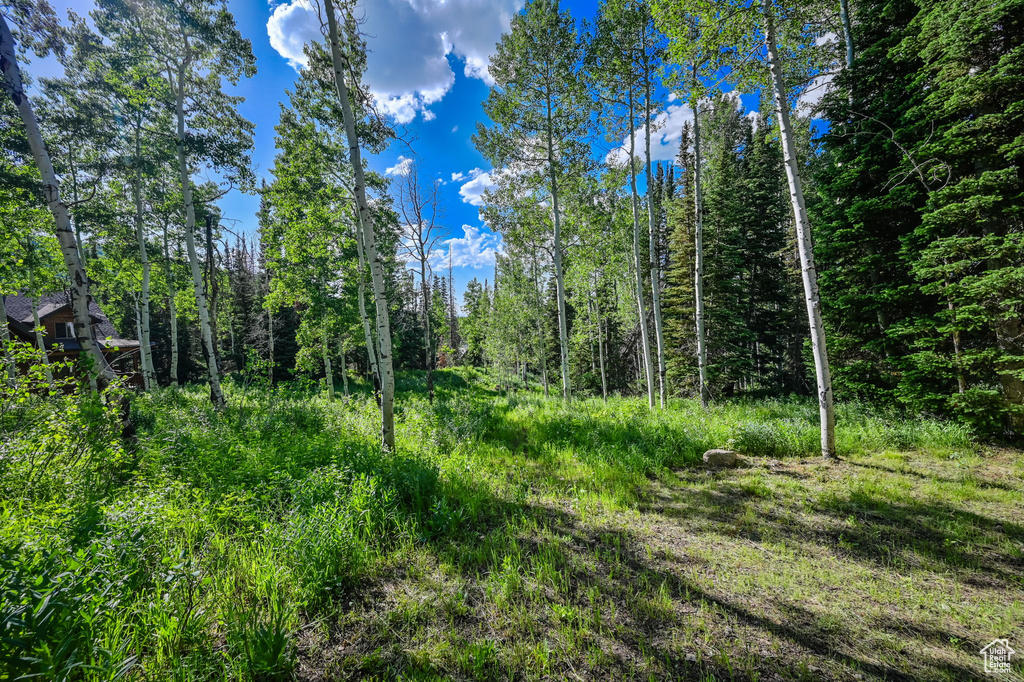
(386, 155), (414, 176)
(798, 71), (835, 112)
(452, 125), (459, 133)
(374, 94), (417, 125)
(815, 31), (839, 46)
(267, 0), (320, 70)
(429, 225), (504, 270)
(267, 0), (524, 123)
(607, 102), (695, 166)
(451, 171), (466, 182)
(422, 110), (437, 122)
(457, 168), (499, 207)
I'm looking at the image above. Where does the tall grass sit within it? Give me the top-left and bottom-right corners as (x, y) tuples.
(0, 369), (974, 679)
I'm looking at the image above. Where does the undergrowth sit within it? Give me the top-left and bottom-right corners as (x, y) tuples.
(0, 367), (999, 681)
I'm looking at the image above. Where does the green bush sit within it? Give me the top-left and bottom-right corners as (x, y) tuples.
(0, 544), (137, 680)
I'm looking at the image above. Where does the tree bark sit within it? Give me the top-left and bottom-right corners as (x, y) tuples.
(205, 215), (221, 369)
(546, 100), (572, 402)
(163, 221), (179, 387)
(644, 38), (666, 408)
(30, 295), (53, 384)
(327, 3), (395, 450)
(0, 294), (15, 385)
(421, 268), (434, 403)
(133, 299), (148, 390)
(593, 283), (607, 401)
(0, 15), (115, 388)
(692, 90), (710, 408)
(134, 123), (156, 389)
(531, 245), (549, 399)
(765, 8), (837, 458)
(352, 220), (380, 393)
(628, 89), (656, 409)
(339, 339), (349, 397)
(169, 58), (225, 408)
(839, 0), (854, 71)
(323, 329), (335, 400)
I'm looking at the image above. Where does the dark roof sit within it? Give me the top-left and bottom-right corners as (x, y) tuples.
(4, 291), (139, 350)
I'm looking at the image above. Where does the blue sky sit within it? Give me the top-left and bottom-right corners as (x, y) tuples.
(29, 0), (788, 301)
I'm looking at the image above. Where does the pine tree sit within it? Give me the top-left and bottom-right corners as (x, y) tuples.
(903, 0), (1024, 434)
(813, 0), (930, 403)
(663, 124), (697, 394)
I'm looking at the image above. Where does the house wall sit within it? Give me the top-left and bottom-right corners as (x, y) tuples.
(44, 309), (78, 338)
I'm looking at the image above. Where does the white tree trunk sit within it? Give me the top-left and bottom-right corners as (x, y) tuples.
(839, 0), (854, 70)
(163, 223), (179, 387)
(133, 299), (149, 390)
(546, 115), (572, 401)
(531, 247), (549, 399)
(327, 3), (396, 450)
(134, 126), (156, 390)
(645, 77), (666, 408)
(30, 296), (53, 384)
(0, 16), (115, 387)
(593, 285), (607, 401)
(421, 270), (434, 402)
(765, 10), (837, 458)
(352, 219), (380, 391)
(323, 329), (335, 400)
(339, 339), (349, 397)
(627, 91), (656, 409)
(171, 61), (225, 408)
(0, 294), (15, 385)
(692, 94), (710, 408)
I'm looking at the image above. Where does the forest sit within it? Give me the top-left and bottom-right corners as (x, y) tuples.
(1, 0), (1022, 679)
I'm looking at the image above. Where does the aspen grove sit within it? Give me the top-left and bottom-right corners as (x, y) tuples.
(1, 0), (1022, 679)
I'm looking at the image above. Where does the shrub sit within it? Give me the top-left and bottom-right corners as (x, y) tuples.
(0, 543), (137, 680)
(225, 595), (296, 681)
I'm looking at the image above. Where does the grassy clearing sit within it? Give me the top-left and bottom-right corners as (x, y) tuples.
(1, 369), (1021, 681)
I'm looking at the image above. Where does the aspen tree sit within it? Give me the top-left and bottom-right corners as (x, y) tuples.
(475, 0), (590, 401)
(653, 0), (839, 456)
(0, 7), (115, 387)
(323, 1), (397, 449)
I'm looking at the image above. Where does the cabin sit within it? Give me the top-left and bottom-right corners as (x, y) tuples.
(3, 292), (143, 387)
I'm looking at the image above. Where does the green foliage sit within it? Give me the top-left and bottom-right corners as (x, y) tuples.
(0, 340), (131, 502)
(814, 0), (1024, 436)
(0, 368), (981, 678)
(224, 595), (296, 680)
(0, 543), (138, 681)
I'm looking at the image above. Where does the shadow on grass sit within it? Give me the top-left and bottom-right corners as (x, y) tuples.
(302, 465), (1012, 681)
(846, 458), (1020, 492)
(418, 498), (989, 681)
(291, 386), (1019, 680)
(648, 469), (1024, 589)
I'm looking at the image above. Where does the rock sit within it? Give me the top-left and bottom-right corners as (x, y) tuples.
(703, 449), (738, 467)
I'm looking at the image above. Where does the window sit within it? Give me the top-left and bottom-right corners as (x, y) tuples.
(55, 322), (75, 339)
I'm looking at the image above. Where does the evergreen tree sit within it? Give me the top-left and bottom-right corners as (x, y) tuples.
(663, 124), (697, 394)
